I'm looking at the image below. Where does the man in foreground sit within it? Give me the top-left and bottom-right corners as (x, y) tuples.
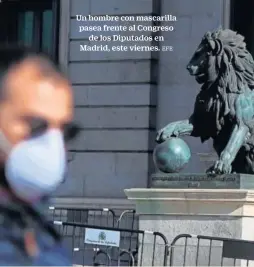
(0, 46), (79, 265)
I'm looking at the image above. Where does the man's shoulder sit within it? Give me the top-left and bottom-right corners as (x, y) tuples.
(0, 236), (71, 266)
(0, 189), (71, 265)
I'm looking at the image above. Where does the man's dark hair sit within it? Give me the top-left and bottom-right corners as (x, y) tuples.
(0, 45), (62, 71)
(0, 45), (35, 67)
(0, 45), (65, 100)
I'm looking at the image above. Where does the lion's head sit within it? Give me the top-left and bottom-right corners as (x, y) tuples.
(186, 27), (254, 93)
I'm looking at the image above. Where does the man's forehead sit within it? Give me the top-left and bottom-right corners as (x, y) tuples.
(7, 57), (62, 84)
(0, 54), (73, 125)
(4, 58), (70, 99)
(5, 76), (73, 123)
(1, 59), (72, 118)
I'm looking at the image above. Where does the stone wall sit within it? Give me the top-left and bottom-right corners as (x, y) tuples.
(56, 0), (158, 198)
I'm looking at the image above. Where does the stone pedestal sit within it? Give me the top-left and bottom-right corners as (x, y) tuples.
(151, 173), (254, 189)
(124, 188), (254, 266)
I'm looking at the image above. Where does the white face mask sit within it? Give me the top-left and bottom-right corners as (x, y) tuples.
(3, 129), (66, 202)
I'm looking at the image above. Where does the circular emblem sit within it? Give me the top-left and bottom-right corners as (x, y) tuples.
(98, 231), (106, 241)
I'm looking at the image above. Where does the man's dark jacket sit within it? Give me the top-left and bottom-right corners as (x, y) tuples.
(0, 172), (71, 266)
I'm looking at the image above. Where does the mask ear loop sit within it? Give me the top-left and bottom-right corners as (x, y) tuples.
(0, 131), (12, 155)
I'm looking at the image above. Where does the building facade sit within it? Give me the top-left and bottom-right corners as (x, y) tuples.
(0, 0), (253, 208)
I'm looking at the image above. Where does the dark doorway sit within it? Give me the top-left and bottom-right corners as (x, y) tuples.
(0, 0), (60, 61)
(231, 0), (254, 56)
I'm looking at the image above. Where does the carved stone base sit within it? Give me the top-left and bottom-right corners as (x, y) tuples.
(151, 173), (254, 189)
(124, 188), (254, 265)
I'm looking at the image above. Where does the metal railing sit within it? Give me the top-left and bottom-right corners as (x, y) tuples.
(49, 214), (254, 267)
(48, 207), (137, 230)
(116, 209), (136, 229)
(48, 207), (254, 266)
(53, 220), (169, 266)
(48, 206), (116, 227)
(169, 234), (254, 266)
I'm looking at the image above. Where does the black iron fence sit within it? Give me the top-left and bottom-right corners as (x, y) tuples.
(169, 234), (254, 266)
(116, 209), (137, 229)
(48, 206), (137, 229)
(48, 208), (254, 266)
(52, 221), (169, 266)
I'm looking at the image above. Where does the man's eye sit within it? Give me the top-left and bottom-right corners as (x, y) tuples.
(23, 116), (48, 137)
(63, 122), (82, 142)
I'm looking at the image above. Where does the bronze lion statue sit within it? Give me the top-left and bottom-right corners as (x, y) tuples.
(156, 27), (254, 174)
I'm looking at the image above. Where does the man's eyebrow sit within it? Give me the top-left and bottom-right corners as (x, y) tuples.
(19, 115), (48, 123)
(20, 115), (72, 126)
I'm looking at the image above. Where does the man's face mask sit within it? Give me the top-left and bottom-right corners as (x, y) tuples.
(0, 117), (81, 203)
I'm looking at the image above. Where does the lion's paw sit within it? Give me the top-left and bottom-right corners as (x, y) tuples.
(206, 160), (232, 174)
(156, 126), (178, 143)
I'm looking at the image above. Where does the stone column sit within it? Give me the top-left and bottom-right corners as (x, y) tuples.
(125, 188), (254, 265)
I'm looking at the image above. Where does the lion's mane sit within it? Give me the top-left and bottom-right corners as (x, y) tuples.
(196, 29), (254, 134)
(208, 29), (254, 91)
